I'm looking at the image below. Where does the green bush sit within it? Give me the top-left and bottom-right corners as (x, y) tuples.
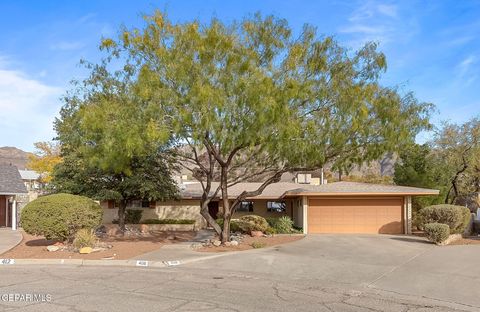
(275, 216), (294, 233)
(21, 193), (103, 241)
(424, 223), (450, 244)
(73, 229), (98, 249)
(419, 204), (471, 234)
(142, 219), (195, 224)
(125, 209), (143, 224)
(265, 216), (295, 233)
(251, 241), (267, 249)
(216, 218), (241, 232)
(265, 227), (277, 235)
(238, 215), (269, 233)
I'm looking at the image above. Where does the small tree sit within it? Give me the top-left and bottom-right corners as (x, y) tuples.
(53, 55), (178, 231)
(26, 141), (62, 183)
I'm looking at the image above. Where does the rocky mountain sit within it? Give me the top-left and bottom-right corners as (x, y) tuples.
(0, 147), (32, 169)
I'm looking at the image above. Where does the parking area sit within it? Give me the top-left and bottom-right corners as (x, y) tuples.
(188, 234), (480, 308)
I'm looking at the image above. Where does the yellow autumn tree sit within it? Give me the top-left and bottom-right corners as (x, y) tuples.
(26, 142), (62, 183)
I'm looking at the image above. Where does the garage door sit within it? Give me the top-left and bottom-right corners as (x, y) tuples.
(308, 198), (404, 234)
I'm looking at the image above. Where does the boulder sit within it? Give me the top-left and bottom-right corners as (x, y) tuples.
(79, 247), (93, 254)
(224, 241), (232, 247)
(230, 240), (239, 246)
(46, 245), (59, 252)
(212, 240), (222, 247)
(250, 231), (263, 237)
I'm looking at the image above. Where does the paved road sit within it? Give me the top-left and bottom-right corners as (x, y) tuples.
(0, 234), (478, 311)
(0, 265), (473, 312)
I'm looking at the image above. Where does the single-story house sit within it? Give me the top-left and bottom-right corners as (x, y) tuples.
(102, 181), (438, 235)
(0, 164), (28, 230)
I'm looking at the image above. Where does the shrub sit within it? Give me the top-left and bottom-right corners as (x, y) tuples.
(125, 209), (143, 224)
(424, 223), (450, 244)
(73, 229), (98, 249)
(21, 193), (103, 241)
(265, 217), (278, 228)
(251, 241), (266, 249)
(142, 219), (195, 224)
(238, 215), (269, 233)
(275, 216), (294, 233)
(265, 227), (277, 235)
(419, 204), (471, 234)
(216, 218), (242, 232)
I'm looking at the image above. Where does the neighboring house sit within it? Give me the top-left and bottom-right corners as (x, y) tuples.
(18, 169), (45, 202)
(102, 180), (438, 235)
(0, 164), (28, 230)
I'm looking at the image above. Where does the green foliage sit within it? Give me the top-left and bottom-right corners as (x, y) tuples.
(419, 204), (471, 234)
(238, 215), (269, 233)
(266, 216), (296, 233)
(58, 10), (433, 241)
(251, 241), (267, 249)
(216, 218), (241, 232)
(21, 193), (103, 241)
(394, 144), (446, 213)
(73, 229), (98, 249)
(424, 223), (450, 244)
(125, 209), (143, 224)
(265, 227), (277, 235)
(142, 219), (195, 224)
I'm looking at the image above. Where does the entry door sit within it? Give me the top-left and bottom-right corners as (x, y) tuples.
(208, 201), (219, 219)
(0, 196), (6, 227)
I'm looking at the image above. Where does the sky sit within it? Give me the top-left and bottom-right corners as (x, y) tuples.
(0, 0), (479, 152)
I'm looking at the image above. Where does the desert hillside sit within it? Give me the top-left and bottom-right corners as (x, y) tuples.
(0, 146), (32, 169)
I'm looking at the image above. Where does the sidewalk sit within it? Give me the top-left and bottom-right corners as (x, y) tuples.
(0, 228), (22, 255)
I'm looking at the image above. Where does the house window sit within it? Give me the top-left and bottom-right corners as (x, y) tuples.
(237, 201), (254, 212)
(267, 201), (286, 213)
(142, 200), (151, 208)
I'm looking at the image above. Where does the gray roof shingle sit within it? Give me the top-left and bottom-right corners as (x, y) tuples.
(0, 165), (27, 194)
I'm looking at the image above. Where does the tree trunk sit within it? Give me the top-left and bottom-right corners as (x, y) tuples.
(199, 200), (222, 236)
(118, 199), (127, 232)
(220, 166), (230, 243)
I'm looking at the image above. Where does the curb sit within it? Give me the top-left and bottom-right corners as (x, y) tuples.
(0, 253), (229, 269)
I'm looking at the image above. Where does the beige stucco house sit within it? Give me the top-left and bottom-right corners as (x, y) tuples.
(102, 180), (438, 235)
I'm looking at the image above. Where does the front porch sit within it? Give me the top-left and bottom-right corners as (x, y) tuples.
(0, 194), (20, 230)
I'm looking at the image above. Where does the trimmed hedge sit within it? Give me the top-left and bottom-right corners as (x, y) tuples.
(142, 219), (195, 224)
(216, 219), (241, 232)
(21, 193), (103, 241)
(424, 223), (450, 244)
(419, 204), (471, 234)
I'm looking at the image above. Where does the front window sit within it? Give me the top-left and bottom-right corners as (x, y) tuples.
(267, 201), (286, 213)
(237, 201), (254, 212)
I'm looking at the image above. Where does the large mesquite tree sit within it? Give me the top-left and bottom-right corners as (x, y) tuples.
(86, 11), (431, 242)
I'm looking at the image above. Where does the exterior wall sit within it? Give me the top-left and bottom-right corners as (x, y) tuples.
(101, 199), (206, 229)
(293, 198), (303, 228)
(404, 196), (412, 234)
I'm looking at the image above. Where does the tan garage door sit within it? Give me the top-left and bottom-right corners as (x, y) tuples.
(308, 197), (404, 234)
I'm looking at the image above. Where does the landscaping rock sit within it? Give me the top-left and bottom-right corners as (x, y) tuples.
(79, 247), (93, 254)
(251, 231), (263, 237)
(190, 243), (202, 249)
(230, 240), (239, 246)
(46, 245), (59, 252)
(139, 224), (150, 233)
(213, 240), (222, 247)
(224, 241), (232, 247)
(167, 235), (176, 240)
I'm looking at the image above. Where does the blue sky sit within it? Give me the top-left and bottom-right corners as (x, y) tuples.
(0, 0), (479, 151)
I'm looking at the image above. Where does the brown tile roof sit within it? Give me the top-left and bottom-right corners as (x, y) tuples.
(282, 181), (439, 197)
(0, 164), (27, 195)
(180, 181), (438, 199)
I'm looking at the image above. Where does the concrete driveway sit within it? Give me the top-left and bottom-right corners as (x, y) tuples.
(0, 228), (22, 255)
(187, 234), (480, 308)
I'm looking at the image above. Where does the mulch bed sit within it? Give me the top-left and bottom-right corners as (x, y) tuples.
(197, 234), (305, 252)
(0, 231), (195, 260)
